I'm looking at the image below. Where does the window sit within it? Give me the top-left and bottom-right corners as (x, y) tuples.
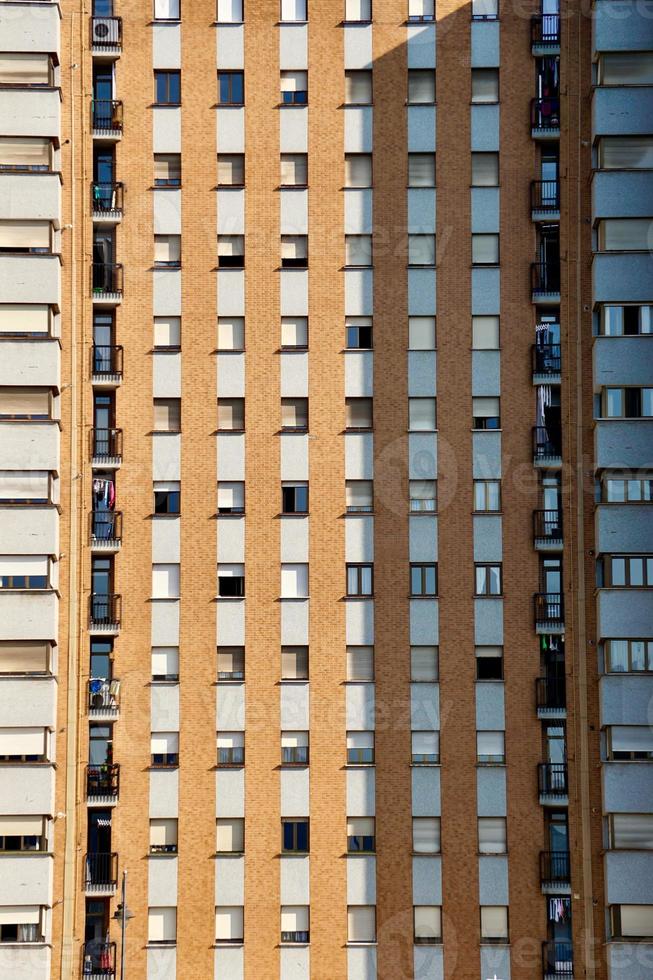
(217, 235), (244, 268)
(0, 470), (51, 505)
(347, 816), (375, 852)
(411, 730), (439, 764)
(216, 818), (244, 853)
(345, 0), (371, 22)
(281, 0), (307, 21)
(410, 564), (438, 597)
(480, 906), (509, 943)
(0, 906), (44, 943)
(477, 730), (505, 763)
(218, 71), (244, 105)
(150, 731), (179, 767)
(608, 726), (653, 761)
(599, 137), (653, 171)
(472, 0), (498, 18)
(476, 645), (503, 680)
(0, 304), (51, 337)
(154, 0), (180, 18)
(217, 482), (245, 514)
(154, 481), (180, 515)
(346, 480), (373, 512)
(281, 235), (308, 268)
(346, 563), (373, 597)
(0, 815), (45, 853)
(218, 564), (245, 598)
(478, 817), (507, 854)
(408, 153), (435, 187)
(348, 905), (376, 943)
(412, 817), (440, 853)
(281, 397), (308, 430)
(217, 398), (245, 430)
(414, 906), (441, 945)
(472, 315), (499, 349)
(154, 70), (180, 105)
(0, 221), (51, 254)
(410, 480), (437, 512)
(610, 905), (653, 940)
(215, 906), (244, 944)
(475, 563), (502, 596)
(610, 813), (653, 850)
(152, 563), (180, 599)
(605, 639), (653, 673)
(605, 555), (653, 588)
(345, 154), (372, 188)
(281, 731), (309, 765)
(346, 317), (373, 349)
(409, 316), (436, 349)
(471, 68), (499, 103)
(410, 645), (438, 682)
(282, 818), (309, 852)
(153, 398), (181, 433)
(0, 53), (52, 87)
(408, 70), (435, 104)
(151, 646), (179, 682)
(281, 906), (309, 944)
(153, 153), (181, 187)
(473, 396), (500, 429)
(217, 154), (244, 186)
(408, 234), (436, 266)
(345, 70), (373, 105)
(472, 233), (499, 266)
(0, 137), (52, 172)
(409, 397), (437, 430)
(599, 218), (653, 251)
(217, 316), (245, 350)
(602, 387), (653, 418)
(154, 315), (181, 349)
(0, 641), (51, 675)
(347, 731), (374, 764)
(281, 645), (308, 680)
(345, 235), (372, 267)
(280, 153), (308, 187)
(150, 818), (178, 854)
(280, 563), (309, 599)
(217, 646), (244, 681)
(0, 556), (50, 590)
(601, 304), (653, 336)
(282, 482), (308, 514)
(347, 645), (374, 681)
(408, 0), (434, 21)
(280, 70), (307, 105)
(281, 316), (308, 348)
(217, 731), (245, 765)
(0, 727), (48, 761)
(598, 52), (653, 86)
(471, 152), (499, 186)
(346, 397), (373, 429)
(154, 235), (181, 268)
(474, 480), (501, 512)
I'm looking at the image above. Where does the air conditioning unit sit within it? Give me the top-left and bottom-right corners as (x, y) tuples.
(92, 18), (118, 45)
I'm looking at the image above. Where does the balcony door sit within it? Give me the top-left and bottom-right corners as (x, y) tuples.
(88, 810), (112, 854)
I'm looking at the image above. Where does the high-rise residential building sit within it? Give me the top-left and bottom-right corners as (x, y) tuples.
(0, 1), (651, 979)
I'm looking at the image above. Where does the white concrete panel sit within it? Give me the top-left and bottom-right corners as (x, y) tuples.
(280, 518), (309, 563)
(217, 433), (246, 481)
(470, 105), (500, 152)
(217, 189), (245, 234)
(471, 187), (500, 234)
(343, 107), (373, 153)
(280, 190), (309, 235)
(344, 351), (373, 397)
(471, 21), (500, 67)
(280, 767), (310, 816)
(280, 855), (310, 904)
(344, 189), (373, 234)
(280, 434), (308, 480)
(280, 946), (310, 980)
(478, 855), (509, 905)
(408, 351), (436, 396)
(345, 270), (373, 315)
(409, 599), (439, 645)
(407, 24), (436, 67)
(0, 173), (61, 222)
(0, 853), (52, 907)
(344, 433), (373, 479)
(412, 856), (442, 904)
(0, 678), (55, 727)
(147, 947), (176, 980)
(215, 947), (243, 980)
(151, 683), (180, 732)
(215, 855), (244, 905)
(154, 190), (182, 235)
(153, 107), (181, 153)
(217, 352), (245, 398)
(345, 600), (374, 645)
(472, 431), (501, 479)
(280, 599), (309, 645)
(216, 600), (245, 645)
(345, 515), (374, 563)
(280, 270), (309, 315)
(153, 351), (182, 398)
(149, 768), (179, 817)
(217, 269), (245, 316)
(151, 600), (180, 646)
(216, 768), (244, 817)
(280, 109), (308, 153)
(148, 856), (178, 906)
(216, 24), (244, 69)
(0, 592), (57, 641)
(473, 515), (502, 563)
(410, 683), (439, 731)
(216, 107), (245, 153)
(0, 764), (53, 815)
(0, 339), (60, 388)
(153, 23), (181, 68)
(346, 855), (376, 904)
(0, 507), (58, 556)
(217, 516), (245, 563)
(408, 269), (436, 315)
(344, 25), (373, 68)
(346, 768), (375, 816)
(217, 683), (245, 730)
(414, 946), (444, 980)
(280, 352), (308, 398)
(280, 24), (308, 69)
(152, 433), (181, 481)
(408, 107), (436, 151)
(0, 89), (60, 138)
(346, 683), (375, 730)
(408, 188), (436, 233)
(153, 269), (182, 316)
(0, 2), (60, 53)
(475, 683), (505, 731)
(0, 945), (50, 980)
(348, 947), (376, 980)
(474, 598), (503, 645)
(409, 516), (438, 563)
(280, 683), (309, 730)
(0, 255), (60, 305)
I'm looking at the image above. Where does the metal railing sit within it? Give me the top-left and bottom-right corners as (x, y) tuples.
(91, 183), (124, 215)
(532, 343), (561, 376)
(531, 97), (560, 131)
(91, 345), (123, 377)
(538, 762), (568, 798)
(533, 509), (563, 541)
(540, 850), (571, 886)
(534, 593), (564, 628)
(89, 593), (122, 628)
(531, 14), (561, 46)
(91, 263), (123, 297)
(82, 940), (116, 976)
(86, 763), (120, 800)
(533, 426), (562, 462)
(531, 179), (560, 213)
(91, 99), (123, 132)
(542, 940), (573, 978)
(536, 676), (566, 712)
(91, 428), (122, 460)
(84, 852), (118, 890)
(90, 16), (122, 48)
(531, 261), (560, 295)
(90, 511), (122, 545)
(88, 677), (121, 712)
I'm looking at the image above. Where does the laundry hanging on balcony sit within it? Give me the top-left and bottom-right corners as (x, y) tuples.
(548, 897), (571, 923)
(92, 478), (115, 510)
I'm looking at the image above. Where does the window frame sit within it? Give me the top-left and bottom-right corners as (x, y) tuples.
(474, 563), (503, 596)
(153, 69), (181, 106)
(410, 563), (438, 597)
(346, 563), (374, 597)
(217, 70), (244, 106)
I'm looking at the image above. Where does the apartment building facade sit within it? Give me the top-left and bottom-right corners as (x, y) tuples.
(0, 1), (651, 979)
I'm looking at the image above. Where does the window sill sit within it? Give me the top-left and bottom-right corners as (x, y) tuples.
(405, 101), (437, 107)
(149, 596), (180, 602)
(150, 512), (181, 519)
(215, 184), (245, 190)
(151, 102), (182, 109)
(146, 942), (177, 948)
(149, 678), (179, 685)
(278, 596), (309, 602)
(278, 184), (308, 191)
(214, 103), (245, 109)
(216, 511), (245, 518)
(343, 595), (374, 601)
(215, 265), (245, 272)
(215, 596), (246, 602)
(409, 595), (438, 600)
(215, 347), (245, 354)
(152, 346), (181, 353)
(152, 184), (182, 190)
(279, 679), (309, 685)
(213, 942), (244, 948)
(214, 850), (244, 857)
(279, 512), (309, 518)
(342, 265), (373, 271)
(410, 761), (440, 767)
(341, 19), (373, 25)
(148, 851), (177, 858)
(346, 941), (377, 947)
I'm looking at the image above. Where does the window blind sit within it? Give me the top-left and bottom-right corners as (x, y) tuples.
(151, 564), (180, 599)
(0, 470), (49, 500)
(600, 219), (653, 251)
(280, 0), (307, 20)
(154, 0), (179, 18)
(481, 906), (508, 939)
(471, 152), (499, 186)
(217, 235), (243, 256)
(154, 154), (181, 182)
(345, 155), (372, 187)
(347, 731), (373, 750)
(281, 646), (307, 679)
(346, 398), (372, 427)
(0, 906), (40, 925)
(281, 317), (308, 346)
(348, 906), (375, 942)
(408, 70), (435, 103)
(477, 730), (504, 756)
(413, 731), (438, 754)
(148, 906), (176, 942)
(0, 641), (49, 673)
(413, 817), (440, 852)
(151, 647), (178, 678)
(471, 69), (499, 103)
(217, 399), (244, 429)
(218, 563), (243, 579)
(217, 317), (244, 350)
(0, 815), (43, 836)
(0, 388), (50, 417)
(216, 906), (243, 941)
(0, 555), (49, 577)
(217, 731), (244, 748)
(0, 221), (50, 249)
(347, 817), (374, 837)
(153, 316), (180, 347)
(153, 399), (180, 432)
(472, 315), (500, 349)
(280, 564), (308, 598)
(409, 316), (436, 349)
(618, 905), (653, 937)
(408, 154), (435, 187)
(408, 235), (435, 265)
(473, 396), (500, 417)
(414, 906), (441, 941)
(217, 647), (244, 674)
(345, 236), (372, 266)
(478, 817), (507, 853)
(600, 52), (653, 85)
(346, 645), (374, 680)
(345, 0), (371, 20)
(345, 71), (372, 104)
(611, 726), (653, 753)
(217, 482), (244, 510)
(150, 732), (179, 755)
(0, 304), (50, 335)
(281, 731), (308, 748)
(0, 137), (50, 169)
(217, 0), (243, 21)
(345, 480), (373, 507)
(281, 906), (309, 932)
(409, 398), (436, 430)
(281, 399), (307, 428)
(280, 154), (307, 186)
(154, 236), (180, 265)
(217, 154), (244, 185)
(472, 0), (498, 15)
(217, 818), (244, 852)
(150, 818), (177, 847)
(410, 646), (438, 681)
(409, 0), (435, 16)
(472, 234), (499, 264)
(0, 727), (45, 756)
(612, 814), (653, 850)
(281, 236), (307, 260)
(599, 137), (653, 170)
(0, 53), (50, 86)
(280, 71), (307, 93)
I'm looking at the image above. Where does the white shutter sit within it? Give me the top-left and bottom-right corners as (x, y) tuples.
(153, 316), (180, 347)
(471, 152), (499, 186)
(346, 646), (374, 680)
(600, 219), (653, 251)
(150, 818), (177, 847)
(217, 235), (244, 256)
(217, 482), (244, 510)
(478, 817), (507, 853)
(347, 731), (373, 749)
(345, 480), (373, 508)
(281, 0), (307, 20)
(612, 726), (653, 754)
(619, 905), (653, 937)
(0, 555), (49, 577)
(473, 396), (500, 417)
(345, 236), (372, 266)
(348, 906), (375, 942)
(217, 731), (244, 748)
(154, 0), (179, 18)
(409, 235), (435, 265)
(471, 69), (499, 103)
(477, 730), (505, 757)
(408, 154), (435, 187)
(0, 54), (50, 86)
(218, 563), (244, 579)
(600, 137), (653, 170)
(217, 818), (244, 852)
(408, 71), (436, 103)
(0, 727), (45, 756)
(148, 906), (177, 941)
(345, 0), (371, 20)
(153, 154), (181, 183)
(281, 236), (307, 260)
(472, 234), (499, 264)
(408, 317), (436, 349)
(600, 52), (653, 85)
(347, 817), (374, 837)
(0, 815), (43, 836)
(612, 814), (653, 850)
(409, 0), (435, 16)
(0, 471), (49, 500)
(0, 305), (50, 335)
(281, 731), (308, 748)
(0, 221), (50, 249)
(281, 564), (308, 598)
(281, 317), (308, 347)
(216, 906), (243, 941)
(410, 646), (438, 681)
(217, 0), (243, 21)
(0, 641), (49, 673)
(151, 647), (178, 678)
(472, 0), (498, 15)
(414, 906), (441, 941)
(412, 731), (438, 755)
(481, 906), (508, 939)
(345, 155), (372, 187)
(281, 647), (307, 679)
(150, 732), (179, 755)
(0, 906), (40, 925)
(409, 398), (436, 430)
(280, 71), (307, 93)
(472, 316), (500, 349)
(217, 317), (245, 350)
(280, 154), (307, 186)
(151, 564), (180, 598)
(154, 236), (180, 265)
(281, 906), (309, 932)
(0, 138), (50, 169)
(413, 817), (440, 852)
(0, 388), (50, 417)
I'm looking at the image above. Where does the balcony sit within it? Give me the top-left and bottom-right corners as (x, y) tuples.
(91, 263), (123, 303)
(90, 511), (122, 552)
(531, 14), (561, 55)
(533, 427), (562, 468)
(542, 940), (573, 979)
(82, 940), (116, 978)
(533, 343), (561, 384)
(91, 428), (122, 467)
(90, 16), (122, 54)
(86, 764), (120, 805)
(533, 510), (563, 551)
(531, 180), (560, 222)
(91, 345), (123, 386)
(540, 850), (571, 893)
(88, 678), (121, 720)
(534, 592), (565, 633)
(91, 99), (123, 138)
(91, 183), (123, 222)
(538, 763), (568, 805)
(531, 261), (560, 303)
(536, 676), (566, 719)
(84, 852), (118, 895)
(531, 97), (560, 139)
(89, 594), (121, 634)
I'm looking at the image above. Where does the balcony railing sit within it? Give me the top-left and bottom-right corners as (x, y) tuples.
(84, 852), (118, 891)
(91, 183), (124, 217)
(89, 593), (121, 629)
(531, 261), (560, 296)
(88, 677), (121, 714)
(538, 762), (568, 799)
(531, 14), (561, 48)
(91, 428), (122, 461)
(86, 763), (120, 801)
(542, 940), (573, 979)
(531, 97), (560, 132)
(536, 676), (566, 715)
(90, 16), (122, 49)
(533, 509), (563, 542)
(91, 99), (123, 133)
(92, 345), (123, 379)
(534, 592), (564, 629)
(531, 180), (560, 214)
(91, 263), (123, 298)
(82, 940), (116, 977)
(533, 426), (562, 464)
(90, 511), (122, 547)
(540, 850), (571, 888)
(533, 344), (561, 377)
